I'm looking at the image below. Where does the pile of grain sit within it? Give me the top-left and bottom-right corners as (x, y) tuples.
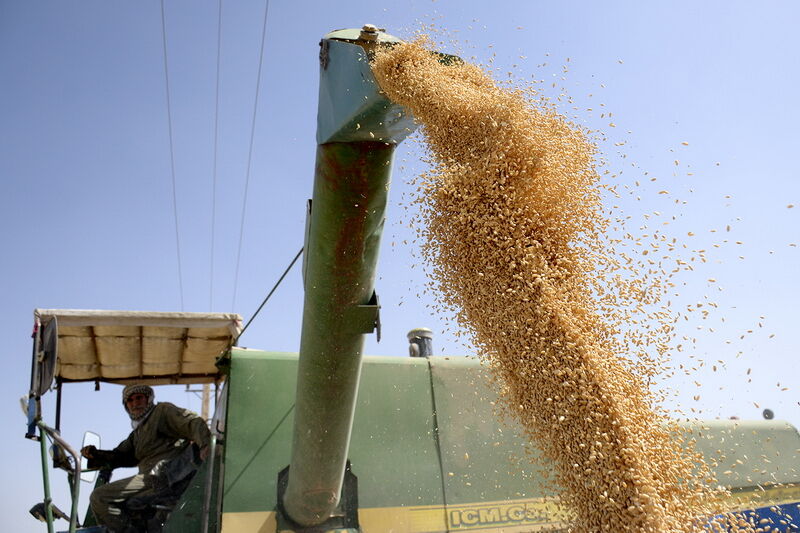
(372, 40), (754, 532)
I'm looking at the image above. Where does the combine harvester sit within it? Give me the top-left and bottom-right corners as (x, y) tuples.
(23, 26), (800, 533)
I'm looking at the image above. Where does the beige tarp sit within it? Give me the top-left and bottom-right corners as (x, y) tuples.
(34, 309), (242, 385)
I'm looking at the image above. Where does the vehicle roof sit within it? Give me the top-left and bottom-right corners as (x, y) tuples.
(34, 309), (242, 386)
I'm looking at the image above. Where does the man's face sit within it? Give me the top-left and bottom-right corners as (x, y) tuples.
(126, 392), (149, 417)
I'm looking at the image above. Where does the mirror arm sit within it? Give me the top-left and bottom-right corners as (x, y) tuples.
(55, 380), (63, 432)
(39, 422), (81, 533)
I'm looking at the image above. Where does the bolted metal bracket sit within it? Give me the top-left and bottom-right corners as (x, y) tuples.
(276, 461), (360, 532)
(346, 291), (381, 342)
(358, 24), (382, 42)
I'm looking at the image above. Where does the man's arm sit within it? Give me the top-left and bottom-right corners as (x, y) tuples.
(81, 434), (138, 470)
(158, 403), (212, 458)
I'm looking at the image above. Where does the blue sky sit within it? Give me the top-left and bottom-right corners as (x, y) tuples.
(2, 1), (798, 530)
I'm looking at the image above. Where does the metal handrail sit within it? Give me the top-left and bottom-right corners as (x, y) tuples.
(200, 433), (217, 533)
(37, 424), (55, 533)
(39, 421), (81, 533)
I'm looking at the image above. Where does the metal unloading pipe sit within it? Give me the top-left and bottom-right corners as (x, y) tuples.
(282, 26), (415, 526)
(407, 328), (434, 358)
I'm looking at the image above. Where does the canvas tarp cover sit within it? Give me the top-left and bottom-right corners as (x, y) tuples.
(34, 309), (242, 385)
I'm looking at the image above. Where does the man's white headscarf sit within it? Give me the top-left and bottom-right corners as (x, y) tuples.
(122, 384), (156, 428)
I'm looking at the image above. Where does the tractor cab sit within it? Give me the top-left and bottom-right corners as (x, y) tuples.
(24, 308), (242, 533)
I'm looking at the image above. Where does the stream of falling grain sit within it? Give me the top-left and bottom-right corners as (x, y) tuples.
(373, 39), (755, 532)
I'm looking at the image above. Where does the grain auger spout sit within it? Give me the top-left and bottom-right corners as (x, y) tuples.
(278, 25), (416, 529)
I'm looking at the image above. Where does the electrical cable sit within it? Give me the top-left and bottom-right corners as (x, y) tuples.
(209, 0), (223, 311)
(231, 0), (271, 312)
(236, 246), (303, 343)
(159, 0), (184, 310)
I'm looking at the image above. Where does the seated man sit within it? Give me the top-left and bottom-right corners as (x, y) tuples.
(81, 384), (211, 532)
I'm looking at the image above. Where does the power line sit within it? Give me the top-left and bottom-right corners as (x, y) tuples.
(209, 0), (223, 311)
(159, 0), (184, 310)
(231, 0), (271, 312)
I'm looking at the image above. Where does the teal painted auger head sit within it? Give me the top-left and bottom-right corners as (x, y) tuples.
(316, 26), (417, 145)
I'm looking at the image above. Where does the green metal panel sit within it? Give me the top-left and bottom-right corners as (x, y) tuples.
(349, 355), (443, 508)
(163, 454), (220, 532)
(429, 357), (553, 505)
(219, 348), (800, 531)
(223, 350), (298, 514)
(222, 350), (442, 514)
(683, 419), (800, 488)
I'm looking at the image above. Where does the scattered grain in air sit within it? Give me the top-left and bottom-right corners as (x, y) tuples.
(372, 37), (747, 533)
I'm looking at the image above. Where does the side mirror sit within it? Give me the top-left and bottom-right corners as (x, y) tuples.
(80, 431), (101, 483)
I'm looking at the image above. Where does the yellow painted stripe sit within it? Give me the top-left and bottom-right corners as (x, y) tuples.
(441, 498), (566, 531)
(221, 511), (276, 533)
(358, 505), (447, 532)
(221, 485), (798, 532)
(221, 500), (563, 532)
(723, 483), (800, 512)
